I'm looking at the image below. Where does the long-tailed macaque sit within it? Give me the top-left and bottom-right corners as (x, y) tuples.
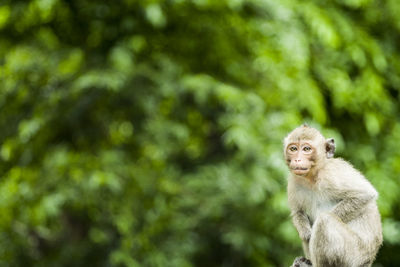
(284, 125), (382, 267)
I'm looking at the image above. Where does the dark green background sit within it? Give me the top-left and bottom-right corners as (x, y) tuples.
(0, 0), (399, 266)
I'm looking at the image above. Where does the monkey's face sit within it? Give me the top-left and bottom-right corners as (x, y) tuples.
(285, 141), (316, 176)
(283, 125), (336, 177)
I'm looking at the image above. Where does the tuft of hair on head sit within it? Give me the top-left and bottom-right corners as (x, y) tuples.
(285, 124), (326, 145)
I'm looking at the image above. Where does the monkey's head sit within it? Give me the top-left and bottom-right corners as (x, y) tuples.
(283, 124), (335, 177)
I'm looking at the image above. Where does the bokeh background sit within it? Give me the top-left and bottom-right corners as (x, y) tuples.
(1, 0), (400, 266)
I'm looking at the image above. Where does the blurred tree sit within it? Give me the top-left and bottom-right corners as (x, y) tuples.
(0, 0), (400, 266)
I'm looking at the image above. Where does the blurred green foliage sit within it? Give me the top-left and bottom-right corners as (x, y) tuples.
(1, 0), (400, 266)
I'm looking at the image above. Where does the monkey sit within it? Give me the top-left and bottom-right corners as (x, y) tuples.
(284, 124), (382, 267)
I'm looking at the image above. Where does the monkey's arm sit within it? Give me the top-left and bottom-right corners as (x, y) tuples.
(291, 210), (312, 242)
(331, 186), (377, 223)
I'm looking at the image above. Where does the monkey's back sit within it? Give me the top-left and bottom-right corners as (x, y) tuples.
(349, 201), (382, 258)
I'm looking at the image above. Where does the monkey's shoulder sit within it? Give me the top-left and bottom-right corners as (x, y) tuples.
(322, 158), (363, 178)
(319, 158), (377, 194)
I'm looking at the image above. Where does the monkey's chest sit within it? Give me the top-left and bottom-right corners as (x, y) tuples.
(303, 194), (337, 224)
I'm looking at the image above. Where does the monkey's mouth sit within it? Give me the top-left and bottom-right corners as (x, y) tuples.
(291, 167), (309, 175)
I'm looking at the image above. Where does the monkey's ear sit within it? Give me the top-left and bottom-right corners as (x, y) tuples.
(325, 138), (335, 158)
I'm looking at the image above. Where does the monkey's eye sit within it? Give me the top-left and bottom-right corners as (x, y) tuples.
(289, 146), (298, 152)
(303, 146), (312, 153)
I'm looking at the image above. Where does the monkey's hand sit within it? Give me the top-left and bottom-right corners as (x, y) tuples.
(291, 256), (312, 267)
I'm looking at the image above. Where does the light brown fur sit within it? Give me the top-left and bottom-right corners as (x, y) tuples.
(285, 125), (382, 267)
